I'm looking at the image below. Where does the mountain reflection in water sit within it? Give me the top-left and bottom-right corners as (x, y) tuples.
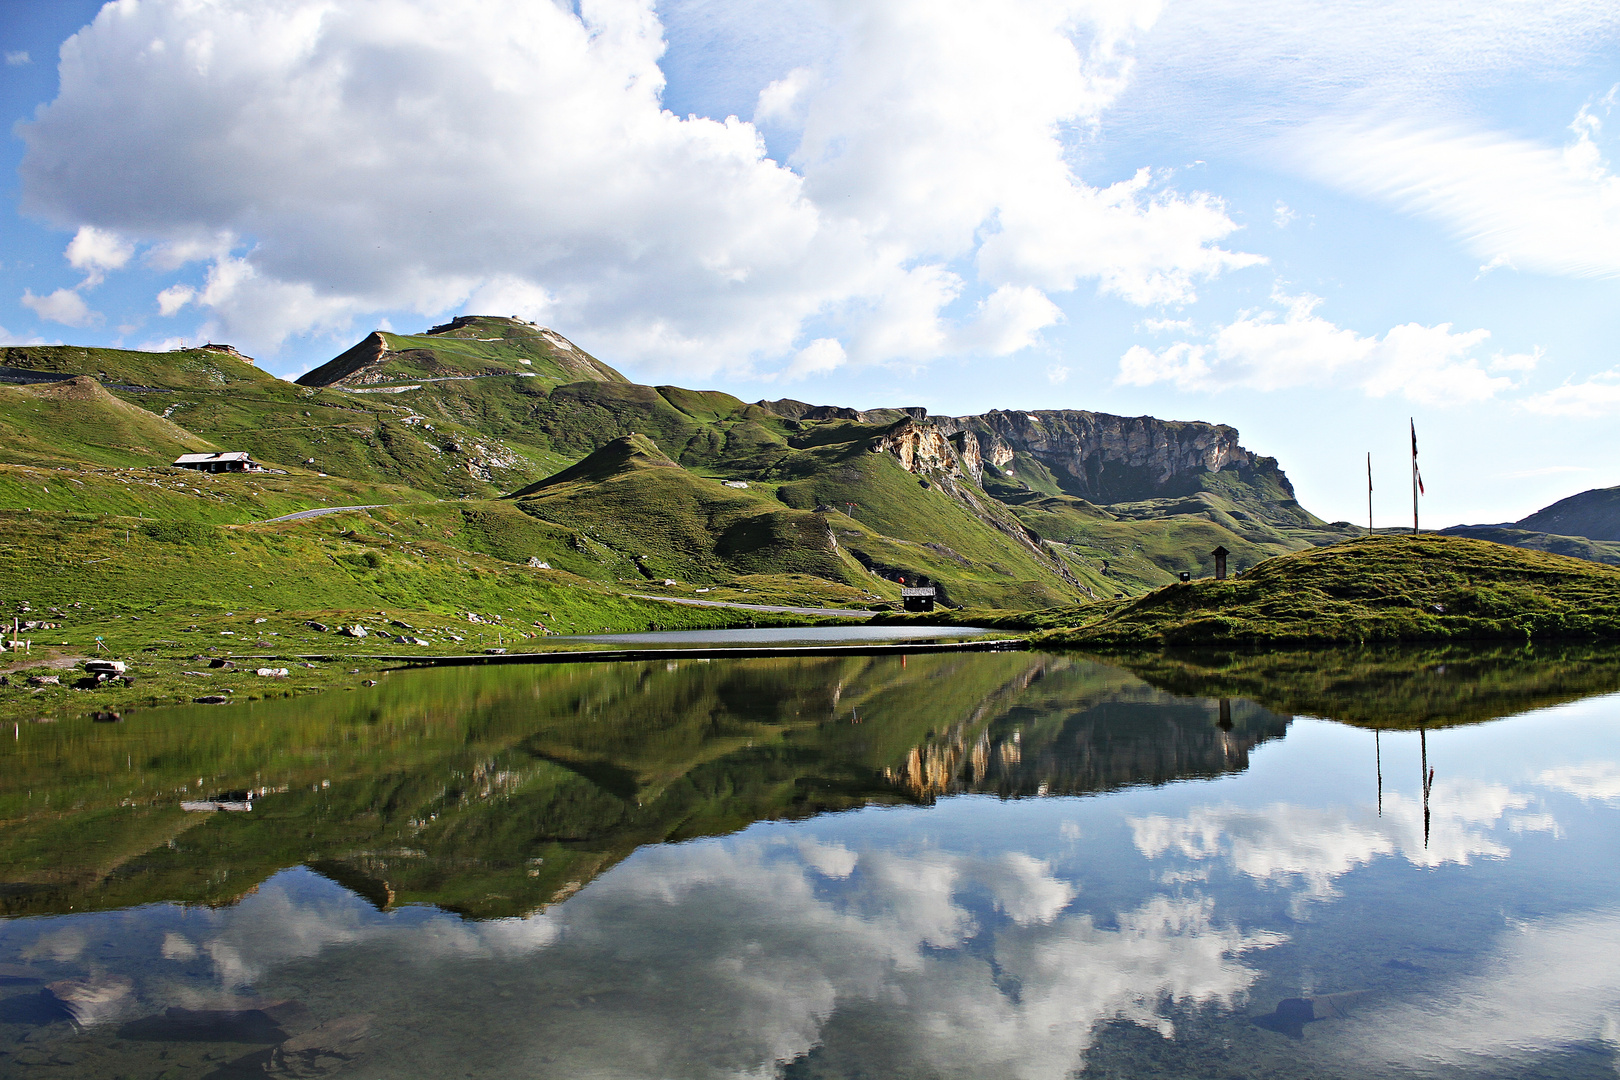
(4, 646), (1620, 1079)
(0, 652), (1290, 921)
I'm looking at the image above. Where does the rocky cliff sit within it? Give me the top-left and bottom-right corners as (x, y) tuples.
(935, 408), (1292, 504)
(859, 405), (1297, 510)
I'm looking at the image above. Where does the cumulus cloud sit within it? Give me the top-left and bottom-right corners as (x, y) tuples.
(18, 0), (1257, 374)
(64, 224), (134, 285)
(21, 287), (99, 328)
(1130, 779), (1532, 902)
(5, 51), (31, 66)
(76, 839), (1278, 1079)
(156, 284), (195, 317)
(1116, 290), (1527, 405)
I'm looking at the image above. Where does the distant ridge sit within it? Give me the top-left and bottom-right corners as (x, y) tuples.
(1443, 482), (1620, 567)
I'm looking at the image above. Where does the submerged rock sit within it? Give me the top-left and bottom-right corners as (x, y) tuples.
(44, 975), (134, 1027)
(1252, 990), (1373, 1038)
(265, 1014), (374, 1078)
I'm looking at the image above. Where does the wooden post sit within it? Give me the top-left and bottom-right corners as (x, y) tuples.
(1211, 546), (1229, 581)
(1366, 452), (1373, 536)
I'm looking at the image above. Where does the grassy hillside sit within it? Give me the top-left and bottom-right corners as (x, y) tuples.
(0, 376), (216, 468)
(0, 319), (1410, 655)
(1011, 490), (1356, 594)
(1440, 524), (1620, 566)
(1032, 534), (1620, 646)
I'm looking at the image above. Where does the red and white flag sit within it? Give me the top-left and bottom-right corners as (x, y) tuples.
(1410, 419), (1425, 496)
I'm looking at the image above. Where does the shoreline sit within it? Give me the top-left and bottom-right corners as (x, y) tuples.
(238, 637), (1030, 666)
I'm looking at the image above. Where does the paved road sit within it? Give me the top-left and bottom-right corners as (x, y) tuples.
(261, 504), (385, 523)
(625, 593), (876, 619)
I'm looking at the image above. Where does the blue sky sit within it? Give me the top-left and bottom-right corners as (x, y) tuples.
(2, 0), (1618, 527)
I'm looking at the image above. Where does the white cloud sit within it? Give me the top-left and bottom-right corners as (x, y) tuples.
(1109, 1), (1620, 151)
(21, 287), (99, 328)
(156, 284), (195, 317)
(64, 225), (134, 285)
(73, 838), (1280, 1079)
(755, 65), (816, 125)
(1272, 201), (1296, 228)
(1538, 761), (1620, 803)
(1046, 363), (1070, 385)
(1523, 368), (1620, 417)
(18, 0), (1259, 374)
(1290, 109), (1620, 279)
(5, 51), (30, 66)
(0, 326), (53, 346)
(953, 284), (1064, 357)
(780, 336), (847, 380)
(1341, 909), (1620, 1071)
(1130, 780), (1532, 902)
(1116, 290), (1523, 405)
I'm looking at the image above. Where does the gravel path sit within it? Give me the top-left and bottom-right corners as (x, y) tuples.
(260, 504), (385, 523)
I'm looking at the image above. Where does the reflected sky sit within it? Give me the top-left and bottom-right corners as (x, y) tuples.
(3, 656), (1620, 1078)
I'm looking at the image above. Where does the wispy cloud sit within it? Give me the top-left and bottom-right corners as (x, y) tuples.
(1290, 101), (1620, 279)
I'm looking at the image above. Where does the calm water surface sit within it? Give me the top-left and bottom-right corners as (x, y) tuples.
(3, 643), (1620, 1078)
(551, 624), (995, 647)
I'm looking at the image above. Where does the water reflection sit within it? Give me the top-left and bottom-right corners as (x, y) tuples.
(0, 652), (1291, 921)
(2, 645), (1620, 1078)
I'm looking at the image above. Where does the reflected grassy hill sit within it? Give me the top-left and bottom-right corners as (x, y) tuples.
(1106, 641), (1620, 729)
(0, 652), (1292, 921)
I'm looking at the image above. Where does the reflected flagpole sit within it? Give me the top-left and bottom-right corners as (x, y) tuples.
(1420, 727), (1433, 848)
(1375, 727), (1382, 816)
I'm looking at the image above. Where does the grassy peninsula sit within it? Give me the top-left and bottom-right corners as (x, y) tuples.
(1027, 534), (1620, 646)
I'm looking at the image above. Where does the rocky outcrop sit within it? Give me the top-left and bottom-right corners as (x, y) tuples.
(297, 331), (390, 387)
(866, 417), (1082, 588)
(934, 408), (1279, 503)
(867, 418), (965, 478)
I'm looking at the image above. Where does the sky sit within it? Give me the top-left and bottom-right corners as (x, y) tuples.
(2, 0), (1618, 527)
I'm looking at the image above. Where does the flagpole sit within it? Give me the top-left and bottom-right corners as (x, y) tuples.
(1410, 418), (1419, 535)
(1367, 452), (1373, 537)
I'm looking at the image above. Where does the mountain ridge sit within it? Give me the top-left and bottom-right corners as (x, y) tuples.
(0, 316), (1357, 610)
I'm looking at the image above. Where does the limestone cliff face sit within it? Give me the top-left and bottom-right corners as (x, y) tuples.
(870, 409), (1287, 505)
(868, 418), (965, 478)
(934, 409), (1293, 504)
(866, 418), (1082, 588)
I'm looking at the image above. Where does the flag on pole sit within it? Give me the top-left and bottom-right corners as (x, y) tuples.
(1410, 419), (1425, 495)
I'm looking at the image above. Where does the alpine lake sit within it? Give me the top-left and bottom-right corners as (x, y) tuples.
(5, 630), (1620, 1079)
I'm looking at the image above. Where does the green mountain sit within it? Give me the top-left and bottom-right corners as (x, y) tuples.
(1512, 483), (1620, 540)
(0, 316), (1357, 618)
(1442, 483), (1620, 567)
